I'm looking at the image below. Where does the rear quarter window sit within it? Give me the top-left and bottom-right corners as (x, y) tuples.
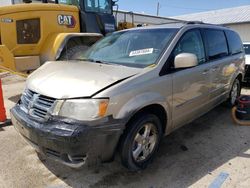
(225, 30), (243, 55)
(204, 29), (228, 60)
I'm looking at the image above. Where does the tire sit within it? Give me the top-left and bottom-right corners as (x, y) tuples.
(59, 45), (89, 60)
(226, 78), (241, 107)
(119, 114), (163, 171)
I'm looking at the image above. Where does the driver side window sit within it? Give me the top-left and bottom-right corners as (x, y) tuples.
(172, 30), (206, 65)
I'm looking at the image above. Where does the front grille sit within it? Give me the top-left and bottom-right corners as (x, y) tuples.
(46, 148), (61, 158)
(20, 89), (56, 121)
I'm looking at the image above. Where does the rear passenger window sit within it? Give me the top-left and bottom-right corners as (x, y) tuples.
(205, 29), (228, 60)
(225, 30), (243, 55)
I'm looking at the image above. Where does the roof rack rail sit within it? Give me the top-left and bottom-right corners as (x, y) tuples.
(186, 21), (204, 24)
(154, 20), (205, 26)
(153, 20), (223, 27)
(186, 21), (225, 27)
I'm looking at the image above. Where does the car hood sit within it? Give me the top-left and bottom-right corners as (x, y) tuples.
(245, 55), (250, 65)
(27, 61), (141, 99)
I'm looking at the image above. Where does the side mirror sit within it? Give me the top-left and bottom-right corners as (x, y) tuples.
(174, 53), (198, 69)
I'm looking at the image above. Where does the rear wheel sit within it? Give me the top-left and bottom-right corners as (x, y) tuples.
(227, 78), (241, 107)
(119, 114), (162, 171)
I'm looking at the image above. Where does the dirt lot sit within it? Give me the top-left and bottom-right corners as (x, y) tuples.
(1, 75), (250, 188)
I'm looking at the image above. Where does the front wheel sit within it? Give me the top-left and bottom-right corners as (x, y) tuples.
(119, 114), (162, 171)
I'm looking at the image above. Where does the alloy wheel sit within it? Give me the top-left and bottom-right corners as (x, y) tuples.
(132, 123), (158, 162)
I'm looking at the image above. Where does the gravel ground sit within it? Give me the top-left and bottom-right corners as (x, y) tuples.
(1, 75), (250, 188)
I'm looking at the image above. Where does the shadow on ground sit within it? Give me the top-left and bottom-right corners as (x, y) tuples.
(38, 105), (250, 188)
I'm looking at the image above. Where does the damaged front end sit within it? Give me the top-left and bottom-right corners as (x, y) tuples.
(11, 98), (124, 168)
(10, 63), (140, 167)
(10, 60), (140, 167)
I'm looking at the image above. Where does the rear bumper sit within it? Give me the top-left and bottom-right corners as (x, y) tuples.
(10, 105), (125, 168)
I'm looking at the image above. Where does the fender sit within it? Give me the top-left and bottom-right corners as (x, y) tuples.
(114, 92), (172, 133)
(40, 32), (103, 63)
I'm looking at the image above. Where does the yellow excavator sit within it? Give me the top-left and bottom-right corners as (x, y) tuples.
(0, 0), (117, 74)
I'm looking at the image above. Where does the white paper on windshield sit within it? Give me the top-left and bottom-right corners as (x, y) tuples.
(129, 48), (154, 57)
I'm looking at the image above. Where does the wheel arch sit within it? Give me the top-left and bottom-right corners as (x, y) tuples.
(236, 73), (243, 83)
(124, 104), (168, 135)
(117, 103), (168, 170)
(228, 72), (243, 93)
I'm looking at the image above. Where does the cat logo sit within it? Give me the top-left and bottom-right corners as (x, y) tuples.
(57, 15), (76, 28)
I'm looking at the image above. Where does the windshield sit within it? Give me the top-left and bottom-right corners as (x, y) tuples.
(77, 28), (177, 68)
(84, 0), (112, 14)
(244, 44), (250, 55)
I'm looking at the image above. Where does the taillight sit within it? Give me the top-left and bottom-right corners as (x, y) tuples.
(16, 18), (40, 44)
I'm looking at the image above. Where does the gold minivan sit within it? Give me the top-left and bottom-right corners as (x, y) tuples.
(11, 22), (245, 170)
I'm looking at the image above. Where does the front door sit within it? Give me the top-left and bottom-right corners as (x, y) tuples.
(169, 29), (210, 129)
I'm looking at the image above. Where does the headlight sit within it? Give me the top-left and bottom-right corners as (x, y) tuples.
(54, 99), (109, 121)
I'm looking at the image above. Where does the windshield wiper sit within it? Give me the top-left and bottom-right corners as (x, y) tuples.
(75, 58), (123, 66)
(75, 58), (106, 64)
(74, 58), (95, 62)
(87, 59), (116, 66)
(94, 60), (111, 65)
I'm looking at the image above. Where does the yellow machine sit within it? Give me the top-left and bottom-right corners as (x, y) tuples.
(0, 0), (116, 73)
(118, 11), (135, 30)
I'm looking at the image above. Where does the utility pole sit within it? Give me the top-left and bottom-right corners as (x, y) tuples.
(157, 2), (160, 16)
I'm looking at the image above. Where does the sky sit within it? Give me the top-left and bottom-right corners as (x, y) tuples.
(117, 0), (250, 17)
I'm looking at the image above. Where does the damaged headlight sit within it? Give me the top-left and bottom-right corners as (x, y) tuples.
(53, 99), (109, 121)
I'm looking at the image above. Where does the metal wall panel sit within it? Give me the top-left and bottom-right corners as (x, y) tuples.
(226, 23), (250, 42)
(1, 0), (13, 6)
(114, 10), (182, 26)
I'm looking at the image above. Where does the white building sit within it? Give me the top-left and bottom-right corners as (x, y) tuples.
(173, 5), (250, 42)
(0, 1), (182, 27)
(1, 0), (13, 6)
(115, 10), (182, 26)
(1, 0), (41, 5)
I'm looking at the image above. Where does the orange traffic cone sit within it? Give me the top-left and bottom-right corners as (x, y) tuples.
(0, 79), (6, 123)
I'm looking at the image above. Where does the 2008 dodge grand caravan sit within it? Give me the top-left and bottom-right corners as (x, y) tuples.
(11, 22), (245, 171)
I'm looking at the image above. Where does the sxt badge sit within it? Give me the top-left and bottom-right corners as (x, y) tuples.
(57, 15), (76, 28)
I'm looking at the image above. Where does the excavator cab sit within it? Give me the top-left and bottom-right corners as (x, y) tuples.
(79, 0), (116, 35)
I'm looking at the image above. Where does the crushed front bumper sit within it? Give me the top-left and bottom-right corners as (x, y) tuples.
(10, 105), (125, 168)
